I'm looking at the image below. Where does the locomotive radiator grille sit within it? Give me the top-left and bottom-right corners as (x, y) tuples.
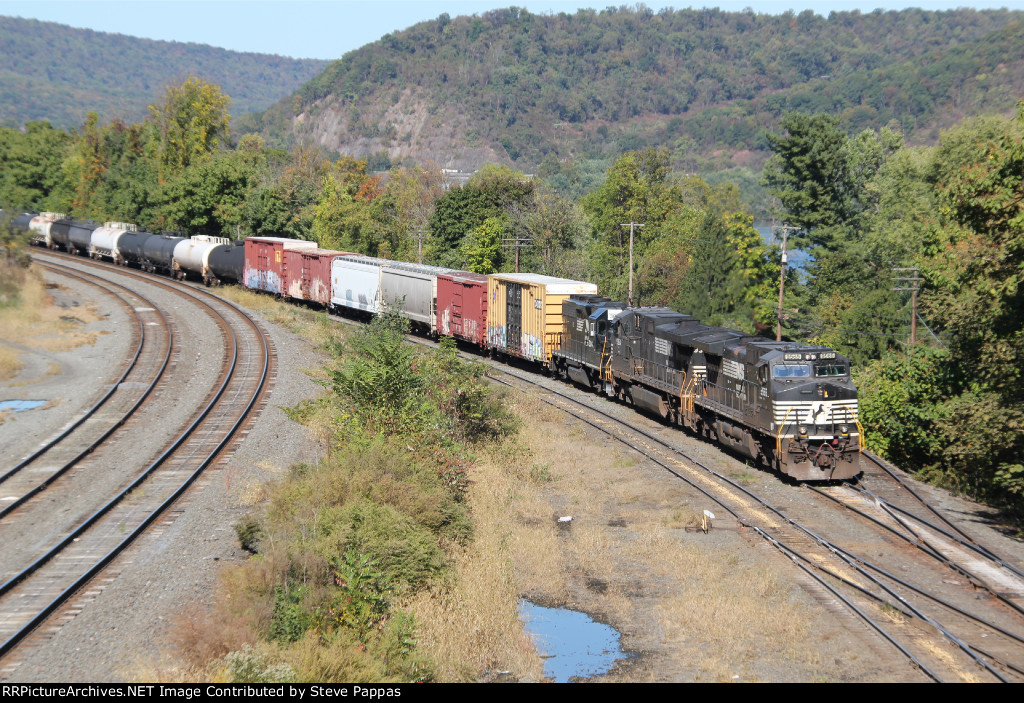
(772, 399), (859, 435)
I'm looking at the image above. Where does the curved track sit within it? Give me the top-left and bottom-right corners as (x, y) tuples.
(0, 264), (173, 519)
(0, 254), (273, 669)
(486, 362), (1024, 682)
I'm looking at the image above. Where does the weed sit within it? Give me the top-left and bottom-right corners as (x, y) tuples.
(528, 462), (554, 483)
(234, 517), (263, 554)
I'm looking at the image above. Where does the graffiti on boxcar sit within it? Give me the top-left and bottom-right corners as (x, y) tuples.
(488, 324), (506, 349)
(523, 333), (543, 361)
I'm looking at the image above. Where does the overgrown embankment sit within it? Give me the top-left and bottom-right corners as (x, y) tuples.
(189, 311), (528, 682)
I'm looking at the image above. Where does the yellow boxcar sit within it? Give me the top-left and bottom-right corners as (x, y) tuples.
(487, 273), (598, 364)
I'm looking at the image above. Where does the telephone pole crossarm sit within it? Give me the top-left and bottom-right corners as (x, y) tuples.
(501, 237), (534, 273)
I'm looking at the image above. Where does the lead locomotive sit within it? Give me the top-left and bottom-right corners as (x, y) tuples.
(550, 296), (863, 481)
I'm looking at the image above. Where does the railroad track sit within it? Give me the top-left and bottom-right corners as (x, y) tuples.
(0, 254), (273, 673)
(231, 281), (1024, 682)
(485, 362), (1024, 682)
(0, 263), (174, 522)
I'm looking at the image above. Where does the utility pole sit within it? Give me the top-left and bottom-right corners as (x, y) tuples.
(892, 267), (923, 346)
(407, 229), (428, 264)
(620, 222), (645, 306)
(501, 236), (533, 273)
(774, 225), (799, 341)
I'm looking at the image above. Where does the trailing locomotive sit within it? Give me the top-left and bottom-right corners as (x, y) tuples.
(11, 212), (864, 481)
(550, 297), (863, 480)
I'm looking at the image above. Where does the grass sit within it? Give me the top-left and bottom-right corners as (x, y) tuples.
(0, 265), (106, 381)
(214, 286), (346, 352)
(483, 390), (823, 682)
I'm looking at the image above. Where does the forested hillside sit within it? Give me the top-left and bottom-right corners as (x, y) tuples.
(0, 16), (328, 129)
(247, 5), (1024, 188)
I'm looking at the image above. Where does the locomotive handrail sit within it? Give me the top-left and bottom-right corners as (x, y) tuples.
(776, 406), (796, 457)
(856, 420), (866, 452)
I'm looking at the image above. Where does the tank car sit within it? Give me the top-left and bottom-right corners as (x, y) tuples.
(89, 222), (138, 262)
(67, 221), (99, 256)
(140, 234), (185, 275)
(115, 228), (155, 268)
(26, 212), (68, 248)
(207, 241), (245, 285)
(173, 235), (231, 284)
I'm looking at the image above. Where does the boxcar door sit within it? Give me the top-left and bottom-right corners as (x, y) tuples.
(506, 282), (522, 355)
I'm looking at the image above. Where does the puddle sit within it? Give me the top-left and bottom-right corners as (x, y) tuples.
(0, 400), (46, 412)
(518, 599), (626, 682)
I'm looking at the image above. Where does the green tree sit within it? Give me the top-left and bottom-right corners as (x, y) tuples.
(460, 216), (504, 274)
(311, 157), (384, 254)
(149, 76), (231, 183)
(762, 113), (855, 252)
(427, 164), (533, 267)
(160, 145), (260, 237)
(0, 121), (73, 211)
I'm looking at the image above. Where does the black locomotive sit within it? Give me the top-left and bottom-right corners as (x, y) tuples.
(551, 296), (863, 480)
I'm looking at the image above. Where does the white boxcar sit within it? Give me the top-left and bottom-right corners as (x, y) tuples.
(330, 256), (390, 314)
(380, 261), (460, 332)
(173, 236), (231, 282)
(90, 222), (137, 262)
(28, 212), (67, 248)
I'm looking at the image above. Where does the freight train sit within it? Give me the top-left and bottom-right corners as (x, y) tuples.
(12, 211), (864, 480)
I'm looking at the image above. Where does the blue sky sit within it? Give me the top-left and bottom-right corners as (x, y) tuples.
(3, 1), (1022, 60)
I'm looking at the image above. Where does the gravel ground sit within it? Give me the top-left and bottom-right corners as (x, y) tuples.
(0, 263), (227, 581)
(0, 271), (132, 466)
(2, 275), (325, 682)
(4, 266), (1023, 683)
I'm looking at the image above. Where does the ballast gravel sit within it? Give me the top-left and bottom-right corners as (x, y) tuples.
(4, 283), (325, 683)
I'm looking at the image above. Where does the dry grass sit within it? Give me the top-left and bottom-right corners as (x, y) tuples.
(0, 342), (22, 382)
(215, 286), (345, 351)
(400, 457), (546, 681)
(0, 267), (106, 379)
(476, 389), (824, 682)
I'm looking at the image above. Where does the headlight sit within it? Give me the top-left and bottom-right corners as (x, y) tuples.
(799, 425), (808, 435)
(840, 424), (849, 433)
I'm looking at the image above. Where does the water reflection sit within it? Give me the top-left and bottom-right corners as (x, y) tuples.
(518, 599), (625, 682)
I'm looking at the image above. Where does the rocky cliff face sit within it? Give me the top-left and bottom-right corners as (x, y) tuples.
(293, 87), (506, 170)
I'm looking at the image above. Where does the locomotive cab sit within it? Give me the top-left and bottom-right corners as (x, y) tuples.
(767, 349), (861, 479)
(552, 295), (625, 389)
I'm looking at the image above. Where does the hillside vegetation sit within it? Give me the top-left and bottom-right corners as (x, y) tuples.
(246, 6), (1024, 182)
(0, 15), (328, 129)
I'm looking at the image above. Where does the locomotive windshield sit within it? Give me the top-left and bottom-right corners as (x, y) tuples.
(815, 364), (848, 377)
(773, 364), (810, 379)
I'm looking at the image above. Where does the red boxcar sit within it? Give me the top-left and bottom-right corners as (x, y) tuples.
(437, 272), (488, 347)
(284, 248), (353, 305)
(244, 237), (317, 295)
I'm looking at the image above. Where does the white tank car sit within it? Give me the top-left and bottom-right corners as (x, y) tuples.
(173, 235), (231, 283)
(90, 222), (137, 262)
(28, 212), (67, 248)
